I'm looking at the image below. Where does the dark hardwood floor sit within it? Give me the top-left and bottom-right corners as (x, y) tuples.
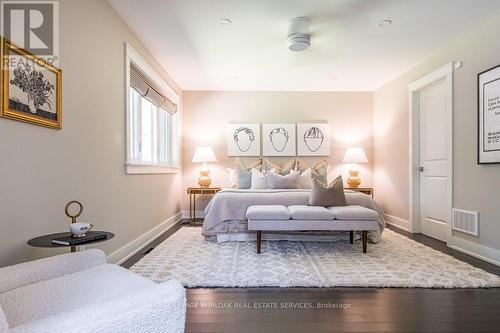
(122, 221), (500, 333)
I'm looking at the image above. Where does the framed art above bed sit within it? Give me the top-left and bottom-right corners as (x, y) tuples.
(478, 64), (500, 164)
(297, 123), (330, 156)
(227, 123), (261, 156)
(262, 123), (296, 156)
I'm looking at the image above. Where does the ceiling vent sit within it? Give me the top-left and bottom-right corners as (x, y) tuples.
(287, 17), (310, 52)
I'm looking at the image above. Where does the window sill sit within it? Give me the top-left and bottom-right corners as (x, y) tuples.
(125, 164), (180, 175)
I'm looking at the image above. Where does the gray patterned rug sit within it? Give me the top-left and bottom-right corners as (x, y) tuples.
(130, 227), (500, 288)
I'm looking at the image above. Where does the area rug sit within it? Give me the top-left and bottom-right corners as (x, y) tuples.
(130, 227), (500, 288)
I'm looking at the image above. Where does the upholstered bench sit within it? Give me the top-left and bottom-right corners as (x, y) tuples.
(246, 205), (379, 254)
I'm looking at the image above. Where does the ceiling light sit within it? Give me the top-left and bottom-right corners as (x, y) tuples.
(378, 19), (392, 27)
(228, 75), (239, 80)
(288, 17), (310, 52)
(219, 18), (232, 26)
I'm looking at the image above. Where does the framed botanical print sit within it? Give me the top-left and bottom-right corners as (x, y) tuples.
(1, 38), (62, 129)
(478, 64), (500, 164)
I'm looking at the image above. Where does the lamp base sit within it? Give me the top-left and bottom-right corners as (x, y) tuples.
(198, 169), (212, 188)
(347, 169), (361, 188)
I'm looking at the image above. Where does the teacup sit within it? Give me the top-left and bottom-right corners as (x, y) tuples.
(70, 223), (93, 238)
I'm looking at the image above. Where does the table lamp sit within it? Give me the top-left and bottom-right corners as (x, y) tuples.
(192, 146), (217, 188)
(343, 147), (368, 188)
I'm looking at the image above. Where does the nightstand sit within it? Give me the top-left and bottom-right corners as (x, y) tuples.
(28, 231), (114, 253)
(345, 187), (373, 198)
(187, 187), (222, 224)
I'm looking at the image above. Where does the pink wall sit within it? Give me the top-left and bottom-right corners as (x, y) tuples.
(182, 91), (373, 211)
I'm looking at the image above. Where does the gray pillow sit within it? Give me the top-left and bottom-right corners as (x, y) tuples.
(236, 166), (251, 189)
(309, 176), (347, 207)
(267, 170), (300, 189)
(295, 159), (328, 183)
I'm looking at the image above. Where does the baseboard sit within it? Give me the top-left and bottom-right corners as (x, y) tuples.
(107, 211), (183, 265)
(384, 214), (412, 232)
(447, 236), (500, 267)
(182, 210), (206, 219)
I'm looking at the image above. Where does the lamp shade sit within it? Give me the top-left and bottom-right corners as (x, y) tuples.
(192, 146), (217, 163)
(343, 147), (368, 163)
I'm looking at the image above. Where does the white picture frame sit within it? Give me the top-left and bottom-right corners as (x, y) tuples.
(297, 123), (330, 156)
(478, 64), (500, 164)
(262, 123), (296, 156)
(227, 123), (261, 156)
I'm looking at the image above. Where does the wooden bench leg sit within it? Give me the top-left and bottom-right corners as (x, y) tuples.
(256, 231), (262, 254)
(349, 231), (354, 244)
(362, 230), (367, 253)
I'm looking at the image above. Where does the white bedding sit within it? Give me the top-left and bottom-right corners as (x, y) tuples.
(202, 189), (386, 243)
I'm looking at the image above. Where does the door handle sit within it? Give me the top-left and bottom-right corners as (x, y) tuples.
(418, 166), (424, 172)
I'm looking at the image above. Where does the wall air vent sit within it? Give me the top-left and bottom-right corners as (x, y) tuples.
(452, 208), (479, 236)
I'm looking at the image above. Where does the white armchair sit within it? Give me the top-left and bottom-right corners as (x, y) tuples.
(0, 249), (186, 333)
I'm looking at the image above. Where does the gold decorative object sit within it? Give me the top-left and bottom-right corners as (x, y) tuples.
(198, 170), (212, 187)
(65, 200), (83, 224)
(343, 147), (368, 188)
(192, 146), (218, 188)
(1, 38), (62, 129)
(347, 170), (361, 188)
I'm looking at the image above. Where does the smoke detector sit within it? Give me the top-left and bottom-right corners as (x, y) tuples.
(287, 17), (310, 52)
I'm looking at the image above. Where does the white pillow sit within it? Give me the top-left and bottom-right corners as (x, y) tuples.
(267, 170), (300, 189)
(251, 168), (268, 189)
(294, 168), (312, 189)
(227, 168), (237, 188)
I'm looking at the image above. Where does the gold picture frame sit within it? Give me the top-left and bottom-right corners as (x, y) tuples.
(1, 38), (62, 129)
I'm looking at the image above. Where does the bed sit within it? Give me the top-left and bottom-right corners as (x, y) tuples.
(202, 189), (385, 243)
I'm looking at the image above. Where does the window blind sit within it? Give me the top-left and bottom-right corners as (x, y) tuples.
(130, 64), (177, 114)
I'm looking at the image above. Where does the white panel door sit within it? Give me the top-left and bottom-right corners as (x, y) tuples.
(419, 80), (449, 241)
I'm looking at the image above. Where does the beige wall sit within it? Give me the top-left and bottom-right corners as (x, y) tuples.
(183, 91), (373, 210)
(373, 12), (500, 253)
(0, 0), (183, 267)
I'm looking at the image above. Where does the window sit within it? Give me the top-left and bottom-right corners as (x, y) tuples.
(125, 44), (180, 174)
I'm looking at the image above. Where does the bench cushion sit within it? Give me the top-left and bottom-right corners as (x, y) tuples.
(288, 205), (335, 220)
(248, 219), (378, 231)
(246, 205), (290, 220)
(328, 205), (379, 221)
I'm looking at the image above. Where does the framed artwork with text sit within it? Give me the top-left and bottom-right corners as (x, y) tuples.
(478, 64), (500, 164)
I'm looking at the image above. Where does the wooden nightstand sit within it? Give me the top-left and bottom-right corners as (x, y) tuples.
(187, 187), (222, 224)
(345, 187), (373, 198)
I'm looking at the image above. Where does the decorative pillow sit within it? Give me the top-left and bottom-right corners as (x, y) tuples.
(237, 157), (262, 170)
(233, 158), (262, 189)
(251, 168), (268, 189)
(236, 166), (251, 189)
(295, 159), (328, 184)
(280, 159), (297, 175)
(227, 168), (237, 188)
(262, 158), (295, 175)
(296, 168), (312, 189)
(267, 170), (300, 189)
(309, 176), (347, 207)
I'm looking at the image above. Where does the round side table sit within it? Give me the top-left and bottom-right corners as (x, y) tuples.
(28, 231), (114, 253)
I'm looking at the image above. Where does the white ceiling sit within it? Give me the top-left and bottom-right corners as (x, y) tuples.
(109, 0), (500, 91)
